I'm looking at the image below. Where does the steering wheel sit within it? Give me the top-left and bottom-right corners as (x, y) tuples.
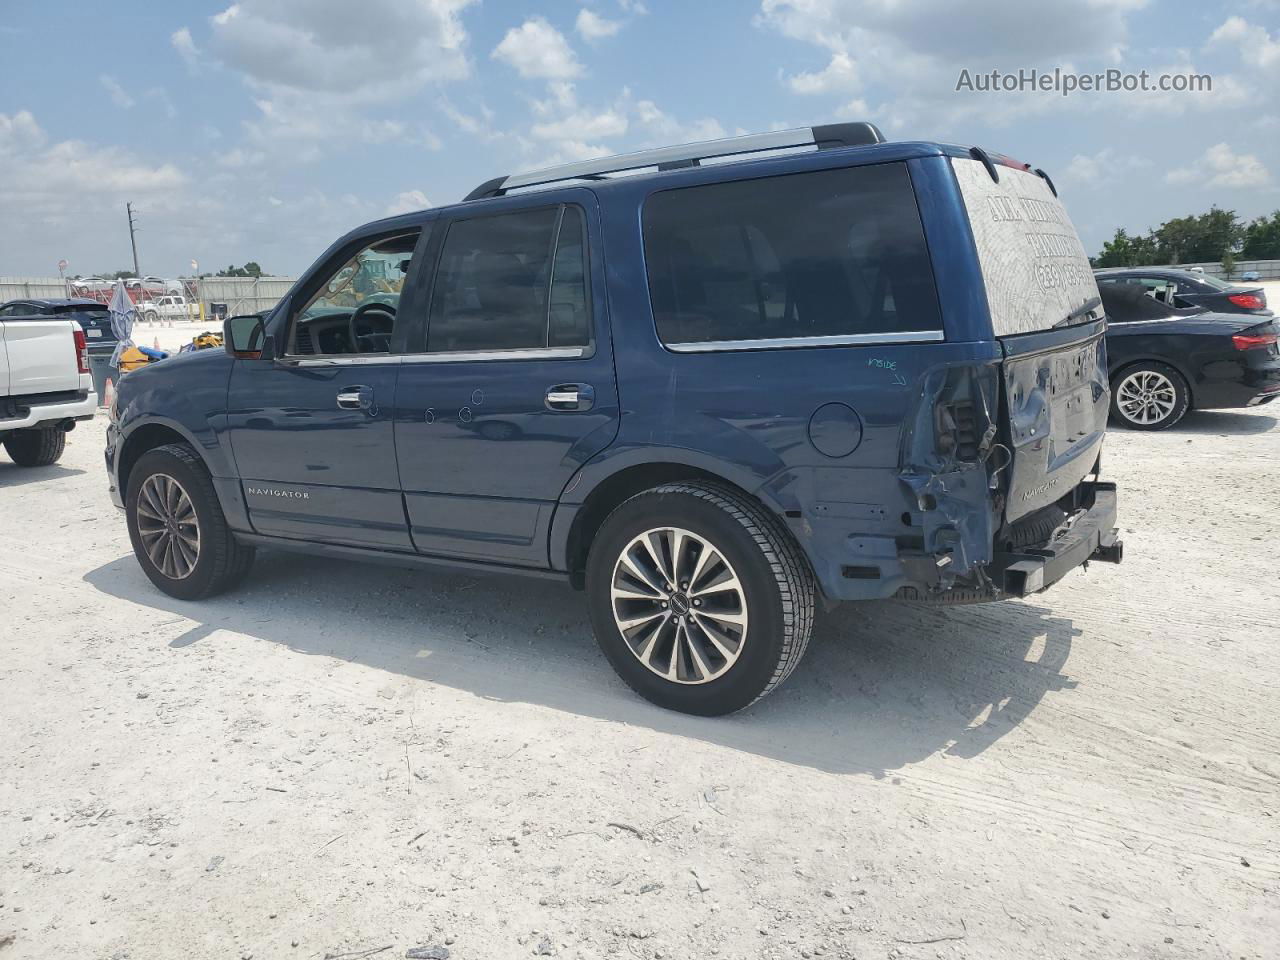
(349, 301), (396, 353)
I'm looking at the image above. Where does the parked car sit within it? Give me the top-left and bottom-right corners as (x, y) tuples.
(142, 276), (184, 295)
(0, 300), (97, 466)
(71, 277), (109, 292)
(0, 297), (117, 344)
(1101, 282), (1279, 429)
(137, 295), (196, 324)
(1094, 267), (1270, 316)
(1240, 270), (1262, 283)
(105, 124), (1123, 715)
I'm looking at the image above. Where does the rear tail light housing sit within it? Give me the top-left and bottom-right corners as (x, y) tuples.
(1232, 330), (1278, 351)
(1227, 293), (1266, 310)
(73, 327), (90, 373)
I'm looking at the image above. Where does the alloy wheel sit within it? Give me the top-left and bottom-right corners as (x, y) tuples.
(1116, 369), (1177, 426)
(135, 473), (201, 580)
(610, 527), (749, 684)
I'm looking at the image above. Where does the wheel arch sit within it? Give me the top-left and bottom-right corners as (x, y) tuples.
(118, 419), (202, 498)
(554, 457), (795, 590)
(1109, 356), (1196, 408)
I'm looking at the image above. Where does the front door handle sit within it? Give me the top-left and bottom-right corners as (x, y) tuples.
(336, 385), (376, 413)
(545, 383), (594, 411)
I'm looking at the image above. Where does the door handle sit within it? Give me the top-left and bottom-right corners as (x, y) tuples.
(545, 383), (594, 411)
(336, 385), (376, 413)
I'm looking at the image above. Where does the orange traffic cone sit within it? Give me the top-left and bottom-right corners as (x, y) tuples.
(102, 377), (115, 410)
(154, 336), (161, 351)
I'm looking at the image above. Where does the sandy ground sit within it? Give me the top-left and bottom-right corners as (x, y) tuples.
(2, 402), (1279, 960)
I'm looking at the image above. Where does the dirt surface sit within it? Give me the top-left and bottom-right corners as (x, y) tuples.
(2, 406), (1278, 960)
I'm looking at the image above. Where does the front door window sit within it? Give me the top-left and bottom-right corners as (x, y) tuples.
(288, 231), (420, 356)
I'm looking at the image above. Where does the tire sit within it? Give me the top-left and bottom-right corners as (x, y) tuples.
(585, 481), (815, 716)
(3, 427), (66, 466)
(144, 311), (159, 324)
(125, 443), (255, 600)
(1110, 362), (1190, 430)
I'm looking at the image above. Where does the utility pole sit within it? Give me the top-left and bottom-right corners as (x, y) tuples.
(126, 202), (141, 277)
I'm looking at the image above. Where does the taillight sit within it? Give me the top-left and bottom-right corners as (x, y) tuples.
(1232, 331), (1278, 351)
(1227, 293), (1265, 310)
(73, 327), (90, 373)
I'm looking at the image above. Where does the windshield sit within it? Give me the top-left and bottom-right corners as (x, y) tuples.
(952, 157), (1100, 336)
(1193, 273), (1240, 291)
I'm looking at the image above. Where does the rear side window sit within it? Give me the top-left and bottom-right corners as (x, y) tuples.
(427, 204), (590, 353)
(643, 163), (942, 348)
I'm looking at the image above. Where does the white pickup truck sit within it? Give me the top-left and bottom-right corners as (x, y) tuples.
(137, 295), (196, 324)
(0, 307), (97, 466)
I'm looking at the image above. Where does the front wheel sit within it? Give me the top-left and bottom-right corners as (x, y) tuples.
(126, 443), (255, 600)
(3, 427), (66, 466)
(1110, 362), (1190, 430)
(586, 481), (815, 716)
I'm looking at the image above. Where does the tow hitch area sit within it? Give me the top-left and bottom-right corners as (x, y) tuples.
(995, 482), (1122, 597)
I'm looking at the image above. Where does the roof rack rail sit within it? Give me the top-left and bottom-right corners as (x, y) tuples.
(461, 122), (886, 202)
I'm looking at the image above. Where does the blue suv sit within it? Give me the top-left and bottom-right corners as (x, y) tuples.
(105, 123), (1122, 715)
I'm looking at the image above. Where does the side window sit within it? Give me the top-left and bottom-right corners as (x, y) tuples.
(643, 163), (942, 347)
(289, 230), (420, 356)
(427, 204), (591, 354)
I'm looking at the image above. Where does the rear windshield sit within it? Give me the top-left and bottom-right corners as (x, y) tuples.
(952, 157), (1100, 336)
(643, 162), (943, 348)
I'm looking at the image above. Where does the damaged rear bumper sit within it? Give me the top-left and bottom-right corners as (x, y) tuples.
(991, 481), (1122, 597)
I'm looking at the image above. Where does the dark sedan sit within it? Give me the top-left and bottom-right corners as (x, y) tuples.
(1095, 267), (1270, 316)
(0, 297), (118, 344)
(1101, 282), (1280, 429)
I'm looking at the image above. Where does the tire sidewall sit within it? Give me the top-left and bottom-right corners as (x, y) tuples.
(1110, 362), (1190, 430)
(125, 447), (224, 600)
(586, 488), (789, 715)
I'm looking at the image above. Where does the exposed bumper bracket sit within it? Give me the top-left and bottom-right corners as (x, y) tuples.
(993, 482), (1121, 597)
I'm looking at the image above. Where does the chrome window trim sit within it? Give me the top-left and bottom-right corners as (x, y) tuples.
(286, 355), (406, 367)
(664, 330), (945, 353)
(404, 346), (588, 364)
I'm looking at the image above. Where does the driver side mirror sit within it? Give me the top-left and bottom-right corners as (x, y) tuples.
(224, 314), (275, 361)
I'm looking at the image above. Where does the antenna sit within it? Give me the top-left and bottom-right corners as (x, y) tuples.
(126, 202), (141, 277)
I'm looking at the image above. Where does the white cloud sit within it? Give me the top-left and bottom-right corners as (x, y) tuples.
(1062, 148), (1150, 185)
(492, 17), (582, 80)
(216, 147), (265, 168)
(786, 52), (857, 95)
(1166, 143), (1271, 188)
(171, 27), (202, 71)
(385, 189), (431, 216)
(576, 9), (623, 41)
(1208, 16), (1280, 71)
(100, 74), (135, 109)
(531, 106), (628, 141)
(208, 0), (476, 102)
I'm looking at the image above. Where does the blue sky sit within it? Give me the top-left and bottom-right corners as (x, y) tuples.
(2, 0), (1278, 278)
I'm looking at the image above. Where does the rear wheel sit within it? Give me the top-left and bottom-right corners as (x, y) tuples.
(1110, 362), (1190, 430)
(586, 481), (815, 716)
(3, 427), (66, 466)
(126, 443), (254, 600)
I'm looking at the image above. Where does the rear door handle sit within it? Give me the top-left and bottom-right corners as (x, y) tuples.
(336, 385), (376, 413)
(545, 383), (594, 411)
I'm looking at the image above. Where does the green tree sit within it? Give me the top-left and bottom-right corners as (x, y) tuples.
(1094, 228), (1158, 267)
(1153, 207), (1242, 263)
(1241, 211), (1280, 260)
(214, 262), (267, 278)
(1221, 251), (1236, 279)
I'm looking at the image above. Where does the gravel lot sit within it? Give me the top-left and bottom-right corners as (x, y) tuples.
(2, 398), (1278, 959)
